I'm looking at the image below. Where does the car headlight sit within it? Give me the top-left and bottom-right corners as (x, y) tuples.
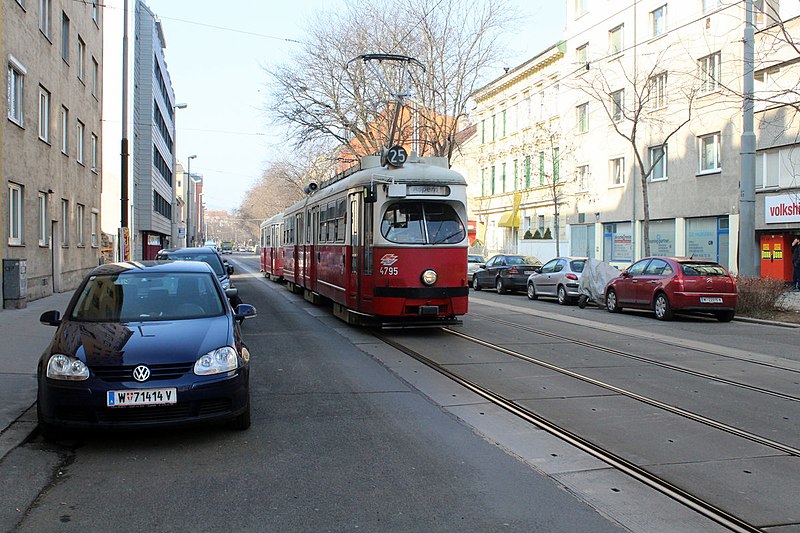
(221, 278), (231, 290)
(46, 354), (90, 381)
(421, 269), (438, 286)
(194, 346), (239, 375)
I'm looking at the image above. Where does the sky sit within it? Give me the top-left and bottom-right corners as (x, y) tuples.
(140, 0), (567, 212)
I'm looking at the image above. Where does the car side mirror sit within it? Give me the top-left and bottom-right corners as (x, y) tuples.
(227, 265), (234, 275)
(621, 270), (630, 277)
(234, 303), (257, 321)
(533, 266), (543, 273)
(225, 288), (239, 300)
(40, 310), (62, 326)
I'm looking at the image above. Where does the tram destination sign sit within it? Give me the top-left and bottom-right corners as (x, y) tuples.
(407, 185), (450, 196)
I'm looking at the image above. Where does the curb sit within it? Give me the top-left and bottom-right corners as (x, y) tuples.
(734, 315), (800, 328)
(0, 404), (38, 463)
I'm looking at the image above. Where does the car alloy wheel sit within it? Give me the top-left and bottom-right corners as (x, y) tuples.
(606, 289), (621, 313)
(527, 283), (537, 300)
(557, 285), (568, 305)
(473, 275), (481, 291)
(496, 277), (506, 294)
(654, 293), (673, 321)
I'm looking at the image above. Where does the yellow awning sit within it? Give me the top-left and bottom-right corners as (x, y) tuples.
(497, 211), (521, 228)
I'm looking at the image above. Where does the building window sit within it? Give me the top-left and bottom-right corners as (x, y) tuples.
(491, 114), (496, 141)
(61, 199), (69, 245)
(9, 183), (23, 246)
(610, 90), (624, 122)
(91, 0), (98, 24)
(61, 106), (68, 154)
(38, 192), (48, 246)
(651, 5), (667, 37)
(480, 119), (485, 143)
(8, 58), (26, 126)
(501, 109), (507, 137)
(576, 43), (588, 66)
(77, 36), (86, 81)
(480, 168), (486, 195)
(698, 52), (721, 94)
(553, 147), (560, 183)
(698, 133), (721, 173)
(39, 86), (50, 142)
(91, 133), (98, 171)
(649, 145), (668, 181)
(513, 159), (519, 191)
(574, 0), (587, 16)
(576, 165), (589, 191)
(577, 102), (588, 132)
(650, 72), (667, 109)
(491, 166), (496, 194)
(609, 24), (624, 55)
(610, 157), (625, 186)
(91, 58), (98, 97)
(91, 210), (99, 246)
(539, 151), (546, 185)
(39, 0), (52, 37)
(76, 120), (85, 164)
(524, 155), (531, 188)
(61, 12), (70, 63)
(76, 203), (85, 246)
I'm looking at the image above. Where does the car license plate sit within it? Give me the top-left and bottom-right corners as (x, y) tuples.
(107, 388), (177, 407)
(700, 297), (723, 304)
(523, 270), (533, 275)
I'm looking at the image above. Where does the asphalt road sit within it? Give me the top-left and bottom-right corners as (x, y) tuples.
(7, 255), (624, 533)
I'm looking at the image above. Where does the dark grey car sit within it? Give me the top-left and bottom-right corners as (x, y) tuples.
(473, 254), (542, 294)
(526, 257), (586, 305)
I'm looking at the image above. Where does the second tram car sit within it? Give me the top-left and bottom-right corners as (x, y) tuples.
(259, 212), (284, 280)
(277, 151), (469, 327)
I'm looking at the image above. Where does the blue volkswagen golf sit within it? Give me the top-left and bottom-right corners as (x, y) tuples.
(36, 261), (256, 439)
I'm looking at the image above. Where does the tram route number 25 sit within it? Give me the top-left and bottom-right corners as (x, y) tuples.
(384, 145), (408, 168)
(379, 266), (399, 276)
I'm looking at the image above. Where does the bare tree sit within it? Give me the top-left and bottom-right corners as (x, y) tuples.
(267, 0), (515, 161)
(577, 47), (697, 256)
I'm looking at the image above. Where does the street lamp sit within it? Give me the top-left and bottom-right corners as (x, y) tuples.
(187, 155), (197, 246)
(171, 103), (189, 247)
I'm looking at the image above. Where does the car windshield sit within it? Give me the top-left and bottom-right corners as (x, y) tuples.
(381, 202), (466, 245)
(570, 260), (586, 273)
(468, 255), (484, 263)
(160, 252), (225, 276)
(70, 272), (225, 322)
(507, 255), (539, 266)
(679, 262), (728, 276)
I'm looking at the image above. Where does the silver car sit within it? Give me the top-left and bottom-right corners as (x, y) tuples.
(467, 254), (485, 287)
(526, 257), (586, 305)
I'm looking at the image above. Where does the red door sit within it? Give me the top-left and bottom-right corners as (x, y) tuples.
(761, 234), (793, 281)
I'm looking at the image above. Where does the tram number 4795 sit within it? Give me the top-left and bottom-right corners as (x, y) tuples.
(379, 266), (399, 276)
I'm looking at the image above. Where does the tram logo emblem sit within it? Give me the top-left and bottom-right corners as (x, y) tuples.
(380, 254), (399, 266)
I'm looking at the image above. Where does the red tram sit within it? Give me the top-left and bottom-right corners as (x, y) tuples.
(266, 150), (469, 327)
(259, 212), (284, 280)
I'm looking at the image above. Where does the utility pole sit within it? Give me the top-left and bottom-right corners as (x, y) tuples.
(739, 0), (757, 276)
(119, 0), (130, 260)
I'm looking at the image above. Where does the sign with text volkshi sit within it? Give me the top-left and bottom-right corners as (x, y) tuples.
(765, 194), (800, 223)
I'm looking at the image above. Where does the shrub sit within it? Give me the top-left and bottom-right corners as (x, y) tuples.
(532, 230), (542, 239)
(523, 230), (534, 239)
(543, 227), (552, 239)
(735, 276), (789, 317)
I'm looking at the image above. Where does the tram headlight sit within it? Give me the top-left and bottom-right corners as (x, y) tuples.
(421, 269), (438, 286)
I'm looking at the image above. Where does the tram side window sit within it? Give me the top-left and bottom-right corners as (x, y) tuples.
(336, 198), (346, 242)
(319, 206), (327, 243)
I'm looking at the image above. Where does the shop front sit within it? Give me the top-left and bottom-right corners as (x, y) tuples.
(759, 193), (800, 281)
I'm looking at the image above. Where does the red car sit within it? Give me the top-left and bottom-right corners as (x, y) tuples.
(605, 256), (737, 322)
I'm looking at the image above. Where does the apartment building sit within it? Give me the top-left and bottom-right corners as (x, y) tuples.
(132, 0), (179, 260)
(3, 0), (103, 305)
(462, 43), (567, 255)
(466, 0), (799, 277)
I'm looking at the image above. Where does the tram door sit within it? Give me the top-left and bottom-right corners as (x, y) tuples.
(347, 193), (362, 310)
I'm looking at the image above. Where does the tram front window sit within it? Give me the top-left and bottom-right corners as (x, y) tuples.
(381, 202), (465, 244)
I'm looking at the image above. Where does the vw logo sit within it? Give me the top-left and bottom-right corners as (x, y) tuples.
(132, 365), (151, 382)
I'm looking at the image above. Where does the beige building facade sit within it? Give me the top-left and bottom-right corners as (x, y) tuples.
(3, 0), (103, 305)
(464, 0), (800, 276)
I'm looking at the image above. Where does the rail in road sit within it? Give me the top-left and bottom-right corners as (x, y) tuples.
(375, 304), (800, 532)
(231, 255), (799, 531)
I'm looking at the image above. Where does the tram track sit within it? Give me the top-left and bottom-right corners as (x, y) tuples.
(374, 330), (763, 533)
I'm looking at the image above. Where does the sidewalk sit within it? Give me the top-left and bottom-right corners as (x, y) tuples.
(0, 290), (74, 459)
(777, 288), (800, 311)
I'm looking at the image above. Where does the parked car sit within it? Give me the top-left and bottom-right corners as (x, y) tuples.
(527, 257), (586, 305)
(604, 256), (737, 321)
(36, 261), (257, 439)
(467, 254), (486, 287)
(473, 254), (542, 294)
(156, 247), (241, 307)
